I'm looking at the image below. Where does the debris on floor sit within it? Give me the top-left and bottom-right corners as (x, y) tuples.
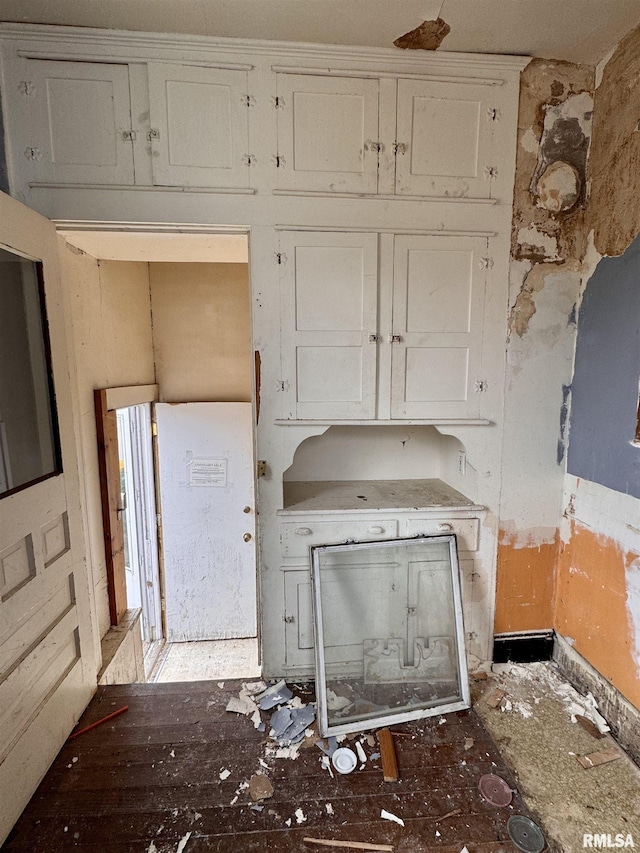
(303, 839), (393, 851)
(248, 773), (274, 800)
(576, 747), (622, 769)
(380, 808), (404, 826)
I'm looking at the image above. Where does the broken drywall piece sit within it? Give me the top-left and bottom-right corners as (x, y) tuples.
(295, 807), (307, 824)
(176, 831), (192, 853)
(576, 748), (622, 769)
(575, 714), (607, 739)
(256, 679), (293, 710)
(380, 809), (404, 827)
(393, 18), (450, 50)
(248, 773), (274, 801)
(226, 695), (257, 717)
(243, 680), (266, 694)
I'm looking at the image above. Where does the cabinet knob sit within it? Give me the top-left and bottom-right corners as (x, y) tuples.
(369, 333), (381, 343)
(368, 526), (385, 535)
(295, 527), (312, 536)
(389, 334), (402, 343)
(243, 506), (251, 513)
(437, 523), (453, 531)
(243, 532), (252, 542)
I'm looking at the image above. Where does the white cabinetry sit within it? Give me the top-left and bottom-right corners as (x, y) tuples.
(21, 59), (135, 185)
(275, 72), (506, 199)
(279, 479), (482, 675)
(147, 63), (250, 188)
(279, 229), (491, 421)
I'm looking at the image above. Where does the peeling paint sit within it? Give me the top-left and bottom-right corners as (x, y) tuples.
(626, 558), (640, 677)
(516, 224), (559, 261)
(520, 126), (540, 155)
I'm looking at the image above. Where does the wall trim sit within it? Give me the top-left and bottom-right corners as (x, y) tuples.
(493, 630), (554, 663)
(554, 634), (640, 767)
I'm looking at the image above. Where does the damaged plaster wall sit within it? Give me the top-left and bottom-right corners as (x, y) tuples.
(495, 59), (594, 633)
(555, 22), (640, 709)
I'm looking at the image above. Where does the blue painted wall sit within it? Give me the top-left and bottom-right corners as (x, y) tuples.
(567, 233), (640, 498)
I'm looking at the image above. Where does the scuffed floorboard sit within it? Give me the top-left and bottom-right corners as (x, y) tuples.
(4, 681), (538, 852)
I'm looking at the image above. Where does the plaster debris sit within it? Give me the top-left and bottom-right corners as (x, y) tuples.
(486, 688), (507, 708)
(325, 802), (334, 815)
(176, 831), (192, 853)
(355, 741), (367, 764)
(248, 773), (274, 801)
(380, 809), (404, 827)
(219, 768), (231, 781)
(295, 807), (307, 824)
(464, 737), (474, 750)
(255, 679), (293, 710)
(147, 843), (158, 853)
(393, 17), (450, 50)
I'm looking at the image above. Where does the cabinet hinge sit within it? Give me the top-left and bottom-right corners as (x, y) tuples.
(244, 94), (256, 107)
(24, 147), (42, 161)
(479, 256), (494, 270)
(284, 615), (295, 624)
(121, 130), (137, 142)
(474, 380), (488, 393)
(242, 154), (255, 166)
(19, 81), (35, 95)
(273, 154), (286, 168)
(276, 380), (289, 391)
(257, 460), (267, 478)
(483, 165), (498, 180)
(148, 128), (160, 141)
(273, 96), (285, 109)
(365, 141), (383, 153)
(274, 252), (287, 265)
(487, 107), (501, 122)
(151, 421), (158, 437)
(394, 142), (408, 155)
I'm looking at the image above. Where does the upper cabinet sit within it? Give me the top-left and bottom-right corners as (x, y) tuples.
(20, 59), (135, 185)
(274, 72), (508, 200)
(278, 229), (492, 421)
(147, 63), (250, 189)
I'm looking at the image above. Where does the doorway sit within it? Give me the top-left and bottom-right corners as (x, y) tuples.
(61, 226), (260, 683)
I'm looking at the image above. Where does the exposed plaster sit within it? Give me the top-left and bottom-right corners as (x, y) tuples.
(627, 558), (640, 675)
(393, 17), (450, 50)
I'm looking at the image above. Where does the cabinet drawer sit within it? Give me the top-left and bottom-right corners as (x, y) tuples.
(405, 518), (479, 552)
(281, 519), (399, 558)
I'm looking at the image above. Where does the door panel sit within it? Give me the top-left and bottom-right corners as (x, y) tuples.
(0, 193), (97, 845)
(390, 235), (488, 419)
(24, 59), (135, 185)
(155, 402), (256, 641)
(279, 231), (379, 419)
(147, 63), (250, 188)
(276, 74), (380, 193)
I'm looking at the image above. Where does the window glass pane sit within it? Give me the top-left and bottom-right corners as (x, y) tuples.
(0, 246), (61, 496)
(311, 535), (468, 736)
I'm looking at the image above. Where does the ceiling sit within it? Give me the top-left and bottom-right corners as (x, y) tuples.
(1, 0), (640, 65)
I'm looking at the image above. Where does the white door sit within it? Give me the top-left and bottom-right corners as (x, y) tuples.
(279, 230), (379, 419)
(155, 402), (256, 642)
(390, 234), (489, 419)
(147, 63), (250, 189)
(0, 193), (98, 845)
(22, 59), (135, 185)
(275, 73), (380, 193)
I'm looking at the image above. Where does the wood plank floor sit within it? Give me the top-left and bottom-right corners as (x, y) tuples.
(3, 681), (543, 852)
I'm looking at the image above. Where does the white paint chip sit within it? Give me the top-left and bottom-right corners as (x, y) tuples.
(325, 803), (334, 815)
(219, 768), (231, 780)
(147, 843), (158, 853)
(380, 809), (404, 827)
(295, 807), (307, 824)
(176, 831), (192, 853)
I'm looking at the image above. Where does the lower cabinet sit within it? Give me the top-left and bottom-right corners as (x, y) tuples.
(280, 512), (479, 674)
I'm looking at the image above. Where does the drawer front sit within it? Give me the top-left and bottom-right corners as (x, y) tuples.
(281, 519), (399, 559)
(405, 518), (479, 552)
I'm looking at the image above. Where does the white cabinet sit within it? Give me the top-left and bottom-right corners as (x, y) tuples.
(21, 59), (135, 185)
(275, 72), (506, 199)
(279, 230), (490, 420)
(147, 63), (250, 189)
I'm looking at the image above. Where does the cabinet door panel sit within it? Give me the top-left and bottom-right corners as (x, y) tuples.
(390, 235), (487, 418)
(395, 79), (497, 199)
(147, 63), (249, 188)
(24, 60), (134, 185)
(280, 232), (378, 419)
(276, 74), (379, 193)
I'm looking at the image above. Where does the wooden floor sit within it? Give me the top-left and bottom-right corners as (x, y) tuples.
(4, 681), (541, 852)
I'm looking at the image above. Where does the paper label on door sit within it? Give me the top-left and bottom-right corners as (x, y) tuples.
(189, 458), (227, 487)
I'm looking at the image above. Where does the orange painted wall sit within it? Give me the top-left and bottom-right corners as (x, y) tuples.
(494, 530), (558, 633)
(555, 521), (640, 709)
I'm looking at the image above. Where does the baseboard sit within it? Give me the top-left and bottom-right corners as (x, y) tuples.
(554, 634), (640, 767)
(98, 608), (145, 685)
(492, 630), (555, 663)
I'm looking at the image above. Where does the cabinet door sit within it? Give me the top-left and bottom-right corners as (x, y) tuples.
(395, 79), (498, 199)
(275, 74), (380, 193)
(280, 231), (379, 419)
(147, 63), (250, 188)
(390, 235), (488, 419)
(23, 59), (135, 185)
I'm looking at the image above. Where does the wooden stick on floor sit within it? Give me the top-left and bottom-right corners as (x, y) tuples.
(377, 728), (399, 782)
(303, 839), (394, 851)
